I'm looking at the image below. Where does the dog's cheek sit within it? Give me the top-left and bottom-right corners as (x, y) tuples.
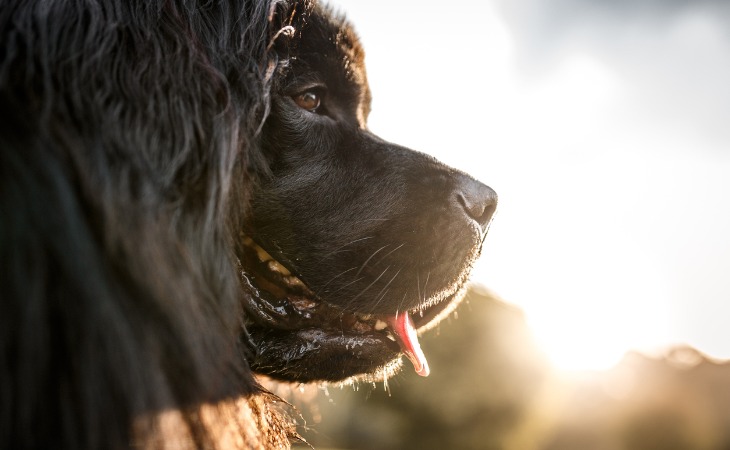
(267, 98), (344, 155)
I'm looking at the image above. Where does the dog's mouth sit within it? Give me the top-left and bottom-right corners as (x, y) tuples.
(239, 237), (465, 382)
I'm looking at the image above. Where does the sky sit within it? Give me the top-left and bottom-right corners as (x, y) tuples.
(327, 0), (730, 370)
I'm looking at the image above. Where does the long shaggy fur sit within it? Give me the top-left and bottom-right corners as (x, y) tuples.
(1, 0), (498, 447)
(0, 0), (297, 448)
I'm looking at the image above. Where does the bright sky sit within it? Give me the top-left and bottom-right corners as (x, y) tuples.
(328, 0), (730, 371)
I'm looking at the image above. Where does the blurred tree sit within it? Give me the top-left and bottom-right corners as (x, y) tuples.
(281, 288), (730, 450)
(293, 287), (550, 450)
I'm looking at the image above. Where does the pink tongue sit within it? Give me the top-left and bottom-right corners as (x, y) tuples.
(386, 312), (430, 377)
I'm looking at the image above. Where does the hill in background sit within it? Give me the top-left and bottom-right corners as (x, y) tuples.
(267, 287), (730, 450)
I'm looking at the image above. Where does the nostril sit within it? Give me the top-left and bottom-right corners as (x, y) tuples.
(456, 182), (498, 229)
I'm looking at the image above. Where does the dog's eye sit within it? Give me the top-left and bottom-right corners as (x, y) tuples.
(293, 91), (322, 113)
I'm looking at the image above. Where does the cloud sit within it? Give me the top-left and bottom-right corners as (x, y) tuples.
(496, 0), (730, 50)
(495, 0), (730, 150)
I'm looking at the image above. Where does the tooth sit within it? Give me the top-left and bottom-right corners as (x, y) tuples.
(284, 276), (306, 288)
(255, 245), (273, 262)
(374, 320), (388, 331)
(360, 314), (373, 321)
(267, 260), (291, 275)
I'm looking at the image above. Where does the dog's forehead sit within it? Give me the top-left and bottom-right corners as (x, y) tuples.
(288, 4), (372, 121)
(301, 7), (365, 78)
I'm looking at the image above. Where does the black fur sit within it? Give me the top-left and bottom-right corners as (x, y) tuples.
(240, 3), (496, 382)
(1, 0), (290, 448)
(1, 0), (496, 448)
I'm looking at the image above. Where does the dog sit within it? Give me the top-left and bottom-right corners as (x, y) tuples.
(0, 0), (496, 448)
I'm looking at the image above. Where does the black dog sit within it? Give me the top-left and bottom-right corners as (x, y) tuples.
(0, 0), (496, 448)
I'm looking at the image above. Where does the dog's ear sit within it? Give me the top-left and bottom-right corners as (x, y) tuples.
(267, 0), (315, 58)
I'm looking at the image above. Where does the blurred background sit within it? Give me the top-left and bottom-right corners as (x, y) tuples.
(280, 0), (730, 448)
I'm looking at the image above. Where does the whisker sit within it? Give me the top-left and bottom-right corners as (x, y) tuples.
(354, 244), (390, 277)
(371, 242), (405, 268)
(346, 265), (391, 307)
(396, 292), (408, 318)
(422, 270), (431, 304)
(326, 275), (366, 297)
(319, 266), (358, 290)
(368, 268), (402, 314)
(370, 289), (390, 315)
(321, 236), (374, 260)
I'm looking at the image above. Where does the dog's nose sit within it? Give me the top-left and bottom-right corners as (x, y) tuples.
(456, 177), (498, 229)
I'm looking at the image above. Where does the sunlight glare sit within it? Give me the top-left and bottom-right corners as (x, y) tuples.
(477, 219), (676, 372)
(329, 0), (730, 372)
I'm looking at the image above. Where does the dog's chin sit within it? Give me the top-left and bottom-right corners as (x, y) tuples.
(239, 237), (468, 383)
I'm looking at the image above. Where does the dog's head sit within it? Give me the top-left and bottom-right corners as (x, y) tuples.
(237, 2), (497, 383)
